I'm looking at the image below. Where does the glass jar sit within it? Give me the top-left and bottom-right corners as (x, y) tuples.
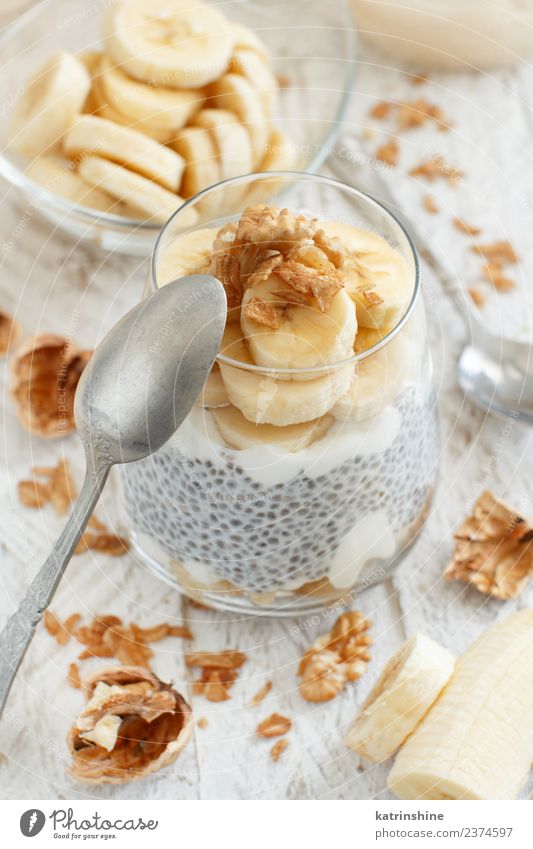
(118, 173), (439, 615)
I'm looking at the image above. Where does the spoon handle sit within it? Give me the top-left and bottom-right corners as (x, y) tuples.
(0, 459), (110, 717)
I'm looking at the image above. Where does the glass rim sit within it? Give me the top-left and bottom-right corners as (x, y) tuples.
(151, 170), (421, 375)
(0, 0), (356, 231)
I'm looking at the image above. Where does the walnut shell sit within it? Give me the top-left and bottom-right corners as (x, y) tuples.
(10, 333), (91, 437)
(68, 666), (192, 785)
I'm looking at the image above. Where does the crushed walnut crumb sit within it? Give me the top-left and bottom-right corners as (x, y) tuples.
(0, 309), (22, 355)
(422, 195), (439, 214)
(468, 287), (486, 308)
(443, 490), (533, 599)
(256, 713), (292, 738)
(271, 738), (289, 762)
(409, 156), (464, 185)
(18, 458), (75, 515)
(410, 72), (428, 85)
(299, 611), (372, 702)
(471, 241), (519, 265)
(396, 99), (452, 132)
(187, 650), (247, 702)
(453, 218), (481, 237)
(68, 662), (81, 689)
(375, 139), (399, 166)
(197, 717), (208, 729)
(250, 681), (272, 706)
(370, 101), (392, 120)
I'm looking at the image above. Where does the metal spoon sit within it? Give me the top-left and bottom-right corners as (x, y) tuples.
(0, 273), (226, 716)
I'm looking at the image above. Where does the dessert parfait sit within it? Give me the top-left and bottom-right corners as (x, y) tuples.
(119, 175), (439, 614)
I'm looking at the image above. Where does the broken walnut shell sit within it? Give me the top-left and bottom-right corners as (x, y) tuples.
(11, 333), (91, 437)
(68, 666), (192, 785)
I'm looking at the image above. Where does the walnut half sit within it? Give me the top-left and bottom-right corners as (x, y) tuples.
(443, 490), (533, 600)
(68, 666), (192, 785)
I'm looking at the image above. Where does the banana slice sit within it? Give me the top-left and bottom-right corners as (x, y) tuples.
(99, 56), (203, 132)
(10, 50), (91, 157)
(191, 108), (253, 180)
(231, 22), (270, 60)
(219, 326), (352, 426)
(86, 74), (174, 143)
(231, 49), (279, 117)
(212, 404), (332, 450)
(241, 276), (357, 370)
(25, 156), (120, 212)
(388, 609), (533, 800)
(78, 50), (103, 76)
(170, 126), (221, 210)
(244, 128), (299, 206)
(197, 363), (229, 408)
(321, 221), (413, 330)
(208, 73), (268, 165)
(104, 0), (235, 89)
(156, 227), (218, 285)
(78, 155), (197, 224)
(332, 331), (410, 423)
(63, 115), (185, 192)
(347, 634), (455, 763)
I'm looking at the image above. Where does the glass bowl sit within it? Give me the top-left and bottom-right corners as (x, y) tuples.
(118, 172), (440, 616)
(0, 0), (355, 256)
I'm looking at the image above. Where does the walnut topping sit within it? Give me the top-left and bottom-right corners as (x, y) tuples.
(0, 308), (22, 355)
(243, 296), (280, 329)
(250, 681), (272, 706)
(256, 713), (292, 738)
(375, 139), (399, 166)
(409, 156), (464, 184)
(453, 218), (481, 237)
(443, 490), (533, 599)
(298, 611), (372, 702)
(209, 206), (349, 315)
(396, 99), (452, 131)
(186, 650), (246, 702)
(68, 666), (192, 785)
(271, 738), (289, 761)
(75, 531), (130, 557)
(10, 333), (91, 437)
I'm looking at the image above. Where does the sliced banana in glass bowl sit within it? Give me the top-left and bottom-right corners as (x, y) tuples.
(0, 0), (356, 255)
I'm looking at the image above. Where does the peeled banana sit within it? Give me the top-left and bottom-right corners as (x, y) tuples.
(347, 634), (455, 763)
(388, 609), (533, 800)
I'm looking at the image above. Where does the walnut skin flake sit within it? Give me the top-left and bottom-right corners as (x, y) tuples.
(11, 334), (91, 437)
(375, 139), (399, 166)
(443, 490), (533, 599)
(187, 650), (246, 701)
(299, 611), (373, 702)
(68, 666), (192, 785)
(271, 738), (289, 761)
(0, 309), (22, 355)
(256, 713), (292, 738)
(409, 156), (464, 185)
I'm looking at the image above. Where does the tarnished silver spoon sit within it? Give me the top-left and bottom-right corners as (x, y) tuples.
(0, 273), (226, 716)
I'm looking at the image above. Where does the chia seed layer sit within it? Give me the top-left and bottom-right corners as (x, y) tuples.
(120, 386), (439, 593)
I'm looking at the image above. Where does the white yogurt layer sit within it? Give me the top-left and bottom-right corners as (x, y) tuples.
(171, 403), (401, 487)
(327, 510), (396, 589)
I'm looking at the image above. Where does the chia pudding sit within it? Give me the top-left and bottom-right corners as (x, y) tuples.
(120, 194), (439, 614)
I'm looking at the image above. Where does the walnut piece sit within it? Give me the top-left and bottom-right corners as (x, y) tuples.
(256, 713), (292, 738)
(243, 296), (280, 329)
(0, 308), (22, 355)
(453, 218), (481, 237)
(423, 195), (439, 214)
(250, 681), (272, 706)
(271, 738), (289, 761)
(10, 333), (91, 437)
(409, 156), (464, 185)
(68, 666), (192, 785)
(18, 459), (76, 515)
(298, 611), (372, 702)
(443, 490), (533, 599)
(186, 650), (247, 701)
(375, 139), (399, 166)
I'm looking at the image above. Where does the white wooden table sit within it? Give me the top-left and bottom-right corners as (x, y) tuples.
(1, 8), (533, 800)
